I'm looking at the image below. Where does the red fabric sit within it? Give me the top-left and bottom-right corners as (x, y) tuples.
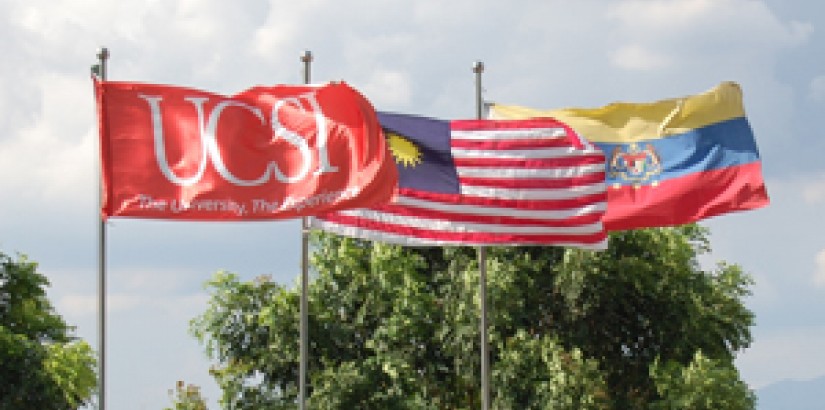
(312, 117), (608, 249)
(604, 161), (769, 230)
(94, 78), (397, 220)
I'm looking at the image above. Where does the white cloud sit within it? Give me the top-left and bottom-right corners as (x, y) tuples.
(608, 0), (717, 30)
(56, 288), (210, 322)
(58, 293), (98, 317)
(57, 292), (141, 316)
(251, 3), (314, 64)
(815, 249), (825, 287)
(361, 70), (412, 107)
(802, 175), (825, 204)
(118, 267), (193, 293)
(810, 75), (825, 102)
(606, 0), (813, 73)
(609, 0), (812, 44)
(0, 77), (96, 215)
(737, 326), (825, 389)
(610, 44), (672, 71)
(47, 264), (214, 327)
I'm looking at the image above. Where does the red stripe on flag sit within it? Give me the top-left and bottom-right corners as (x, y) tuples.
(451, 138), (574, 150)
(397, 188), (606, 210)
(449, 118), (571, 131)
(604, 162), (769, 231)
(458, 172), (606, 189)
(453, 155), (606, 168)
(319, 212), (608, 245)
(370, 202), (605, 227)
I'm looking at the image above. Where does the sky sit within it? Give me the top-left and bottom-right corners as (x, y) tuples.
(1, 0), (823, 408)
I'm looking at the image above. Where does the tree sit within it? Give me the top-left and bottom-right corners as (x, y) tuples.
(0, 251), (97, 410)
(552, 226), (755, 408)
(650, 351), (755, 410)
(165, 380), (209, 410)
(191, 225), (755, 409)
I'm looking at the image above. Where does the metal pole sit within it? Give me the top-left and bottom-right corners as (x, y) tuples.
(299, 49), (313, 410)
(474, 61), (485, 120)
(473, 60), (490, 410)
(94, 46), (109, 410)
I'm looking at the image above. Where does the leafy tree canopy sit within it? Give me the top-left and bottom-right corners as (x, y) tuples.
(0, 251), (97, 410)
(192, 225), (755, 409)
(165, 380), (209, 410)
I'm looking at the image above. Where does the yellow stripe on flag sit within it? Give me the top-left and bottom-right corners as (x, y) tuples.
(489, 82), (747, 143)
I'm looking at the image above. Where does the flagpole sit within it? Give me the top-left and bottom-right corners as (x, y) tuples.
(92, 46), (109, 410)
(473, 60), (490, 410)
(299, 49), (312, 410)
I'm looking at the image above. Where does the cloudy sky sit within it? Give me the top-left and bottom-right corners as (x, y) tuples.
(1, 0), (823, 408)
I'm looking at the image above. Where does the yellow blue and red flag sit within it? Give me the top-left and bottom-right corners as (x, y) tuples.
(489, 82), (769, 231)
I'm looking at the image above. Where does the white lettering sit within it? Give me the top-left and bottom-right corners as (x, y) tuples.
(278, 186), (361, 212)
(139, 90), (339, 187)
(188, 98), (269, 186)
(137, 194), (168, 211)
(140, 95), (208, 186)
(270, 97), (312, 183)
(252, 199), (280, 213)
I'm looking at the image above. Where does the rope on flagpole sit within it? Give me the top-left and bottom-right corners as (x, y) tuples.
(299, 49), (313, 410)
(473, 60), (490, 410)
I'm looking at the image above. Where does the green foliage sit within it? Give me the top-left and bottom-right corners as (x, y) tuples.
(191, 226), (755, 409)
(165, 380), (209, 410)
(650, 351), (756, 410)
(555, 226), (754, 407)
(191, 271), (296, 409)
(493, 330), (609, 410)
(0, 251), (97, 410)
(43, 340), (97, 408)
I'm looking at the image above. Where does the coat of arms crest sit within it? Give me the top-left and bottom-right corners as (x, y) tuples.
(607, 143), (662, 188)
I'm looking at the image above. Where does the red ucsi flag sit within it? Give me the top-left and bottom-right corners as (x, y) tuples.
(94, 79), (397, 220)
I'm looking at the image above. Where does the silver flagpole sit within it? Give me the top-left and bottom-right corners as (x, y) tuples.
(299, 49), (312, 410)
(473, 61), (490, 410)
(92, 46), (109, 410)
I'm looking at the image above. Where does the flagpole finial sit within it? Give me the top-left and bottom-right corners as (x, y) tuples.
(473, 61), (485, 119)
(300, 50), (313, 85)
(94, 47), (109, 80)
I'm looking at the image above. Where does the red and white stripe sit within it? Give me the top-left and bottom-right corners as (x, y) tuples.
(310, 119), (608, 249)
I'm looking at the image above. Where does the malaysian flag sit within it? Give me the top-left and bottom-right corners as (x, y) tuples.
(309, 112), (608, 250)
